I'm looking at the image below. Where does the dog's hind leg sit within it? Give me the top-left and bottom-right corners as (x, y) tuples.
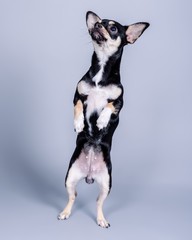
(95, 165), (111, 228)
(58, 160), (85, 220)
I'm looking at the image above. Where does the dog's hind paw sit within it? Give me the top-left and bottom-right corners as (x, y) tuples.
(57, 211), (71, 220)
(97, 218), (110, 228)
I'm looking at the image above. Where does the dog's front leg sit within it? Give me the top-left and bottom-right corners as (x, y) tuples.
(96, 102), (115, 130)
(74, 100), (84, 133)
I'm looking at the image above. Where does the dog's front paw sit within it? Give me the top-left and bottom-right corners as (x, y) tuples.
(96, 108), (112, 130)
(74, 113), (84, 133)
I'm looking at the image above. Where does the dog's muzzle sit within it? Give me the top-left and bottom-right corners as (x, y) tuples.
(90, 23), (107, 43)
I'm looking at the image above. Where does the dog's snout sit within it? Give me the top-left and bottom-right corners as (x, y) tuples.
(95, 22), (103, 29)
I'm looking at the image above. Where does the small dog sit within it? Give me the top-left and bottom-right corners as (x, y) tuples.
(58, 11), (149, 228)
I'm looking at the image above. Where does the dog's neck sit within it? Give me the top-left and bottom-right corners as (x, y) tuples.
(89, 46), (123, 85)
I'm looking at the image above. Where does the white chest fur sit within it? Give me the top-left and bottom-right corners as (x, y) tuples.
(78, 81), (122, 119)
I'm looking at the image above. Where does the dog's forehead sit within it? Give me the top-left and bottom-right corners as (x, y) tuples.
(101, 19), (123, 27)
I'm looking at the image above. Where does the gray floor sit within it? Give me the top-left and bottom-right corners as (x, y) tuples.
(1, 161), (192, 240)
(1, 0), (192, 239)
(1, 142), (192, 240)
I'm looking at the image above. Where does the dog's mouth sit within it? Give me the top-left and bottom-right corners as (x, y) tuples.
(90, 29), (107, 44)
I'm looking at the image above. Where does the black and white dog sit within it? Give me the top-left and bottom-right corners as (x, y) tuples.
(58, 11), (149, 228)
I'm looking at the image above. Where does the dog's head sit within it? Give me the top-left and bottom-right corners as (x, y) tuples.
(86, 11), (149, 56)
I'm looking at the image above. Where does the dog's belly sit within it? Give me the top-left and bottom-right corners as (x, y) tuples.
(76, 147), (106, 182)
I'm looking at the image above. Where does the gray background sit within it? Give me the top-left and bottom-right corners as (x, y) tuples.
(0, 0), (192, 239)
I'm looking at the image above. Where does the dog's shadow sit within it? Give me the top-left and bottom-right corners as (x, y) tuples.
(1, 145), (66, 211)
(2, 145), (98, 221)
(1, 144), (153, 221)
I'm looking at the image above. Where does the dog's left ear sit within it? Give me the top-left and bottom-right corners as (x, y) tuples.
(125, 22), (150, 44)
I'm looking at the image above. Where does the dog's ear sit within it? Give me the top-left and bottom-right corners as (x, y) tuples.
(86, 11), (101, 30)
(125, 22), (149, 44)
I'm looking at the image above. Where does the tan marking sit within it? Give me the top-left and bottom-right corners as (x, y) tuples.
(99, 27), (110, 39)
(109, 21), (115, 25)
(74, 100), (83, 119)
(106, 102), (115, 113)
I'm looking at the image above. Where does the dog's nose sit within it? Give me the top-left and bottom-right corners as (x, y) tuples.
(95, 22), (103, 29)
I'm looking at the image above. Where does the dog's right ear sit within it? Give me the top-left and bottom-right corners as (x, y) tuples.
(86, 11), (101, 30)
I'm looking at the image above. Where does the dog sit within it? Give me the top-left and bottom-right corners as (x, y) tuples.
(58, 11), (149, 228)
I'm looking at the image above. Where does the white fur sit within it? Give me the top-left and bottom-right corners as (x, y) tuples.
(96, 107), (112, 130)
(92, 45), (109, 85)
(92, 36), (121, 85)
(57, 161), (85, 220)
(58, 146), (110, 227)
(78, 81), (122, 132)
(78, 81), (122, 102)
(93, 65), (105, 85)
(93, 36), (121, 64)
(78, 81), (122, 121)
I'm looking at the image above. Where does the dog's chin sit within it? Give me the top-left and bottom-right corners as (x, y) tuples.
(91, 30), (106, 44)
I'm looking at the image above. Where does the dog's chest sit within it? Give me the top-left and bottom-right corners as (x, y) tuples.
(78, 81), (121, 117)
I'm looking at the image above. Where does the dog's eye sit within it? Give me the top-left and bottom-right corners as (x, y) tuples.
(110, 26), (118, 33)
